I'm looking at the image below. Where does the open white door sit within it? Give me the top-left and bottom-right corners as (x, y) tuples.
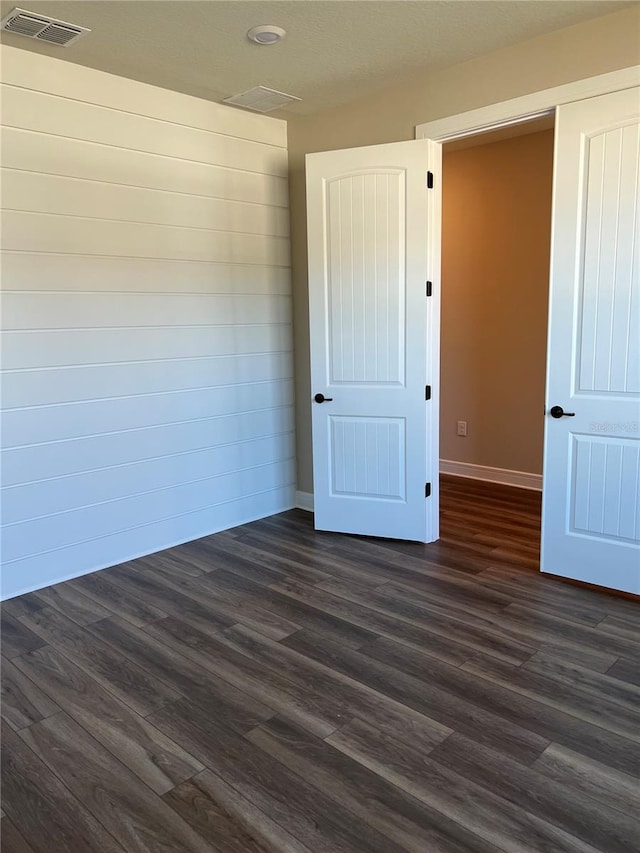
(542, 87), (640, 594)
(306, 139), (440, 542)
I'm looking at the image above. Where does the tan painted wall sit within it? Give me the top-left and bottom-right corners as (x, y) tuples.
(440, 130), (553, 475)
(289, 6), (640, 493)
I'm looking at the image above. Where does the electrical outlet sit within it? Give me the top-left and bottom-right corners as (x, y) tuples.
(457, 420), (468, 437)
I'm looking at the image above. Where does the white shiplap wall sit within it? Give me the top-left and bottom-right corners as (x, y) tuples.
(0, 45), (295, 599)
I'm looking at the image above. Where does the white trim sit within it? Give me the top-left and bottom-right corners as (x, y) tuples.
(416, 66), (640, 142)
(440, 460), (542, 491)
(296, 490), (314, 512)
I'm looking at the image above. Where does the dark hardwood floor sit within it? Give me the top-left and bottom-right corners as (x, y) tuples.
(2, 475), (639, 852)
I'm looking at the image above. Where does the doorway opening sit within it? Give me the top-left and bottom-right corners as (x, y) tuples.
(439, 116), (555, 565)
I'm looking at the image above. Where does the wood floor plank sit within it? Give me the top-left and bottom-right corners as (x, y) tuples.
(363, 635), (640, 777)
(531, 642), (618, 675)
(428, 730), (639, 853)
(271, 576), (536, 666)
(19, 608), (181, 717)
(164, 769), (312, 853)
(250, 513), (347, 552)
(484, 544), (541, 570)
(282, 629), (548, 766)
(216, 530), (350, 584)
(315, 542), (467, 587)
(0, 613), (46, 659)
(13, 645), (204, 794)
(382, 573), (512, 615)
(20, 712), (214, 853)
(470, 574), (607, 627)
(247, 716), (497, 853)
(347, 576), (633, 672)
(353, 535), (495, 575)
(177, 540), (288, 586)
(1, 816), (37, 853)
(148, 698), (408, 853)
(187, 535), (333, 586)
(99, 564), (236, 637)
(327, 718), (599, 853)
(32, 583), (112, 626)
(597, 613), (640, 643)
(88, 615), (275, 733)
(194, 568), (378, 649)
(1, 656), (60, 731)
(500, 603), (640, 660)
(531, 742), (640, 818)
(460, 654), (640, 745)
(69, 570), (168, 628)
(2, 723), (125, 853)
(523, 651), (640, 714)
(144, 617), (346, 739)
(606, 656), (640, 687)
(480, 566), (640, 623)
(138, 563), (301, 641)
(0, 593), (45, 620)
(219, 623), (451, 754)
(236, 528), (396, 588)
(138, 548), (211, 578)
(325, 533), (492, 581)
(330, 577), (537, 663)
(385, 573), (605, 631)
(164, 776), (280, 853)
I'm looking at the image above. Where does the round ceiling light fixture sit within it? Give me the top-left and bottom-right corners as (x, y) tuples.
(247, 25), (286, 45)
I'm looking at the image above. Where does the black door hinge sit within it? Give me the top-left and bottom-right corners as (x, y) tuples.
(425, 385), (431, 401)
(425, 482), (431, 498)
(426, 280), (432, 297)
(427, 171), (434, 189)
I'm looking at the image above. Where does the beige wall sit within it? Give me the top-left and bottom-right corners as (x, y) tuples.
(441, 129), (553, 475)
(289, 5), (640, 493)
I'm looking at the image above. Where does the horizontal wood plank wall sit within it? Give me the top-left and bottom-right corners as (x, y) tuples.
(0, 45), (295, 599)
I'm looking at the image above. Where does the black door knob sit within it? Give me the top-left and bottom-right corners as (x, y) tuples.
(550, 405), (575, 418)
(314, 393), (333, 404)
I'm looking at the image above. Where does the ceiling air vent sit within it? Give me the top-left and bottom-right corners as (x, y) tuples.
(223, 86), (301, 113)
(0, 7), (90, 47)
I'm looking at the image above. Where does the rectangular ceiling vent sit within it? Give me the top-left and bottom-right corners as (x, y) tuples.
(223, 86), (301, 113)
(0, 7), (90, 47)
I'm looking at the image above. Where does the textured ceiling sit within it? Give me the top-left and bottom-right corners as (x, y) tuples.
(0, 1), (635, 115)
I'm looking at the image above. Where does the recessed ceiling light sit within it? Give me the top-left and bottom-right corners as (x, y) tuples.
(247, 25), (286, 45)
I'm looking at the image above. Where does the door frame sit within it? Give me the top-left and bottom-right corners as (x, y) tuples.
(415, 66), (639, 144)
(414, 65), (639, 504)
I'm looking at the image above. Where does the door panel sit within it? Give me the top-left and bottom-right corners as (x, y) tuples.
(306, 140), (439, 541)
(577, 122), (639, 394)
(330, 416), (406, 500)
(571, 436), (639, 541)
(327, 172), (405, 385)
(542, 87), (640, 593)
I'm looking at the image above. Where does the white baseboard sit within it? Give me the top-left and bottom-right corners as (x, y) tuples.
(440, 460), (542, 491)
(295, 490), (315, 512)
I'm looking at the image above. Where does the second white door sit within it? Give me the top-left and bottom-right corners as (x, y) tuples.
(542, 87), (640, 594)
(306, 139), (440, 542)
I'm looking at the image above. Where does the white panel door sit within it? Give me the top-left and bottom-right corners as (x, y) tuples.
(306, 139), (440, 542)
(542, 88), (640, 594)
